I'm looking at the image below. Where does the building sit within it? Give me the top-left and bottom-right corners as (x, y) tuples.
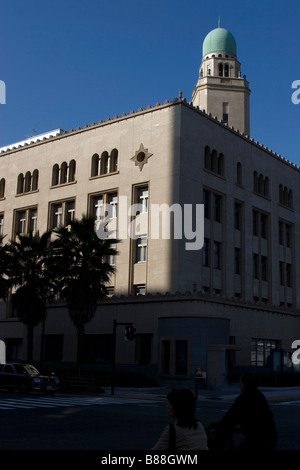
(0, 24), (299, 388)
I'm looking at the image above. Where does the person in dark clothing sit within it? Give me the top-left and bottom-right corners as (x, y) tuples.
(208, 372), (277, 450)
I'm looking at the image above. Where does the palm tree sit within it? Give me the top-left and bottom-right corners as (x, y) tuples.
(4, 230), (55, 362)
(52, 215), (118, 371)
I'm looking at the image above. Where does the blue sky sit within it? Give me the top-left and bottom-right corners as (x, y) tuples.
(1, 0), (300, 165)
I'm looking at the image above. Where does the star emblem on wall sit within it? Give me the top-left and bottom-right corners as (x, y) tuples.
(131, 143), (153, 171)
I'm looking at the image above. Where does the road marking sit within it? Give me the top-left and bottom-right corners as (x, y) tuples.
(0, 395), (158, 411)
(275, 400), (300, 405)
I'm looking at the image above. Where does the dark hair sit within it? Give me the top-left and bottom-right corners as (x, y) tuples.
(167, 389), (197, 429)
(240, 372), (257, 390)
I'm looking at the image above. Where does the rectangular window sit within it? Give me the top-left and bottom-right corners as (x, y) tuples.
(93, 195), (104, 221)
(29, 209), (38, 234)
(4, 338), (22, 362)
(161, 340), (170, 374)
(135, 334), (152, 365)
(261, 214), (267, 239)
(108, 193), (118, 218)
(253, 253), (258, 279)
(251, 338), (278, 367)
(106, 287), (114, 297)
(286, 263), (292, 287)
(253, 210), (258, 236)
(253, 210), (268, 239)
(135, 284), (146, 295)
(203, 190), (210, 219)
(202, 238), (210, 266)
(44, 335), (64, 362)
(279, 221), (284, 245)
(222, 102), (229, 123)
(49, 200), (75, 229)
(261, 256), (267, 281)
(213, 241), (221, 269)
(279, 261), (284, 285)
(285, 224), (291, 248)
(213, 195), (221, 222)
(175, 340), (188, 375)
(91, 192), (118, 222)
(136, 236), (147, 262)
(53, 204), (62, 228)
(66, 201), (75, 225)
(106, 242), (117, 266)
(138, 188), (148, 213)
(17, 211), (26, 234)
(234, 247), (240, 275)
(234, 202), (241, 230)
(14, 207), (38, 237)
(83, 334), (113, 363)
(0, 213), (3, 236)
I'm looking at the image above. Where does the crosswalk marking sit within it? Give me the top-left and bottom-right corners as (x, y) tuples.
(275, 400), (300, 406)
(0, 395), (157, 411)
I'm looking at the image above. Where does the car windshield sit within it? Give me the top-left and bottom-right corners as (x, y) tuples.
(14, 364), (40, 376)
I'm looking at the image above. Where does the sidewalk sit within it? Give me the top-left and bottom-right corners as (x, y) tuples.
(103, 384), (300, 403)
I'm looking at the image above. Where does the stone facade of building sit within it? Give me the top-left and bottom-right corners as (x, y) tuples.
(0, 25), (299, 387)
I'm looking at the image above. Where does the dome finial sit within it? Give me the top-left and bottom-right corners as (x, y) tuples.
(218, 16), (221, 28)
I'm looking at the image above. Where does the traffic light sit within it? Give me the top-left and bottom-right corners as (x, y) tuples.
(125, 324), (136, 341)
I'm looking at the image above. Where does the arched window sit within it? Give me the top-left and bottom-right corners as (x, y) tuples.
(211, 150), (218, 173)
(264, 177), (269, 197)
(24, 171), (32, 192)
(279, 184), (283, 204)
(224, 64), (229, 77)
(253, 171), (259, 193)
(0, 178), (5, 198)
(17, 173), (24, 194)
(91, 153), (100, 177)
(218, 153), (224, 176)
(288, 189), (293, 208)
(236, 162), (242, 185)
(110, 149), (118, 172)
(60, 162), (68, 184)
(218, 63), (223, 76)
(100, 151), (109, 175)
(204, 146), (211, 170)
(283, 186), (288, 206)
(52, 164), (59, 186)
(32, 169), (39, 191)
(68, 160), (76, 182)
(258, 174), (264, 195)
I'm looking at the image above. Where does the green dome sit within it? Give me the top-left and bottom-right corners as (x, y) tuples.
(202, 27), (237, 57)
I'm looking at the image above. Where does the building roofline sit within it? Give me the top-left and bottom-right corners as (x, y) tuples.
(0, 97), (299, 172)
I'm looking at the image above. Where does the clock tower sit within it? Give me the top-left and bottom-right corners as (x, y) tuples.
(191, 22), (250, 136)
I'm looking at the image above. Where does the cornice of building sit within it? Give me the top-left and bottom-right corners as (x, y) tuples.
(1, 96), (299, 172)
(182, 99), (300, 173)
(98, 290), (300, 317)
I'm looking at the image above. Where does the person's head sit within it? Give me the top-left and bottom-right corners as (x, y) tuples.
(239, 372), (257, 392)
(167, 388), (197, 428)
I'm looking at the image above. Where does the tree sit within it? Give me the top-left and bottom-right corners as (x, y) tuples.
(4, 230), (55, 362)
(52, 215), (118, 371)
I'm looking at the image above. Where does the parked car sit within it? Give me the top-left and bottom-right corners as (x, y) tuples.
(0, 362), (60, 394)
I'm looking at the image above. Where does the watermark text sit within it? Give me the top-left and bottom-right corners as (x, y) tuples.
(0, 80), (6, 104)
(96, 196), (204, 251)
(291, 340), (300, 365)
(291, 80), (300, 105)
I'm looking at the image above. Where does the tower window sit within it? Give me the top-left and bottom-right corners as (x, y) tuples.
(223, 102), (229, 123)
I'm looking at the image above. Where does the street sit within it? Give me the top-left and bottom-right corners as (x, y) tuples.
(0, 389), (299, 454)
